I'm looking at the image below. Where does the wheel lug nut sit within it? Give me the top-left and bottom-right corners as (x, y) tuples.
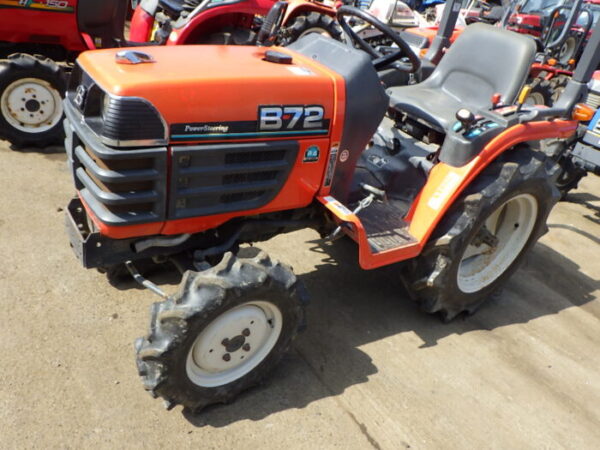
(242, 328), (250, 337)
(242, 344), (251, 352)
(223, 353), (231, 362)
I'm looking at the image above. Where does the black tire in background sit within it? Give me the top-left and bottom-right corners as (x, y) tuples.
(135, 250), (308, 412)
(526, 77), (554, 106)
(0, 53), (67, 149)
(404, 147), (560, 321)
(554, 156), (587, 199)
(278, 12), (343, 45)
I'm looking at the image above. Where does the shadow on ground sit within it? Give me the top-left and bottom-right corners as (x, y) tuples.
(1, 143), (65, 160)
(175, 235), (598, 427)
(564, 191), (600, 225)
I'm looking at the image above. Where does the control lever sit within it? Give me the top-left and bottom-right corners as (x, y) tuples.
(326, 184), (386, 241)
(360, 183), (386, 199)
(516, 85), (532, 112)
(454, 108), (476, 133)
(491, 93), (502, 109)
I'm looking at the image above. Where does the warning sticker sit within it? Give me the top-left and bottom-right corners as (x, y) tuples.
(427, 172), (462, 210)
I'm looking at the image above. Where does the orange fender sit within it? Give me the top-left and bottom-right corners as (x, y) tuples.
(321, 119), (578, 270)
(407, 120), (578, 243)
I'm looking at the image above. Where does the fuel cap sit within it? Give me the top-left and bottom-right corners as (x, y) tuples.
(263, 50), (293, 64)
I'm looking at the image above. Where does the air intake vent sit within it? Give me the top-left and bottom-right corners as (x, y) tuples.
(169, 141), (298, 219)
(584, 91), (600, 110)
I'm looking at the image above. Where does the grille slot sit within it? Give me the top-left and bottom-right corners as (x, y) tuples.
(223, 171), (279, 185)
(169, 141), (299, 219)
(585, 91), (600, 110)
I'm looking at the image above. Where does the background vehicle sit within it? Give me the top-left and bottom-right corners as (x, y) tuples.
(0, 0), (339, 148)
(545, 71), (600, 196)
(352, 0), (464, 58)
(61, 3), (600, 412)
(132, 0), (341, 45)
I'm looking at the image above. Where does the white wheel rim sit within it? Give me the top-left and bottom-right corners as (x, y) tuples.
(525, 91), (546, 106)
(299, 27), (331, 38)
(186, 301), (283, 388)
(559, 37), (576, 64)
(457, 193), (539, 294)
(0, 77), (63, 133)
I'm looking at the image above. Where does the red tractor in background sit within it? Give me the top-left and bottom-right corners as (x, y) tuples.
(509, 0), (600, 105)
(507, 0), (600, 65)
(0, 0), (341, 148)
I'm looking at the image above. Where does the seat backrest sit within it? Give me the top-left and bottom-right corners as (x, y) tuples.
(77, 0), (128, 48)
(424, 23), (536, 109)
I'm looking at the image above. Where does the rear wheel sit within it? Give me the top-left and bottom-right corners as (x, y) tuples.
(278, 12), (342, 45)
(0, 54), (66, 148)
(405, 147), (559, 321)
(525, 78), (554, 106)
(135, 250), (308, 412)
(555, 156), (586, 199)
(558, 35), (577, 65)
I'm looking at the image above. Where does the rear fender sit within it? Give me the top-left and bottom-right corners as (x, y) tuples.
(130, 4), (155, 42)
(320, 120), (577, 270)
(168, 0), (275, 44)
(407, 120), (578, 243)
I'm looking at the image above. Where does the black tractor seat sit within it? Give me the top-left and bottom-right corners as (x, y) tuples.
(387, 23), (537, 132)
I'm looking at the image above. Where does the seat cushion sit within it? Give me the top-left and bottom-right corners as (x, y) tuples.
(388, 84), (465, 131)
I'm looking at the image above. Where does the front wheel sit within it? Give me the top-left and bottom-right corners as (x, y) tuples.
(0, 54), (66, 148)
(135, 250), (308, 412)
(278, 12), (342, 45)
(405, 147), (559, 321)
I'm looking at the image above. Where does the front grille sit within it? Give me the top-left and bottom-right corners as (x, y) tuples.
(64, 102), (167, 226)
(169, 141), (299, 219)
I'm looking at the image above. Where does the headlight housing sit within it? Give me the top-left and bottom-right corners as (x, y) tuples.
(67, 64), (166, 148)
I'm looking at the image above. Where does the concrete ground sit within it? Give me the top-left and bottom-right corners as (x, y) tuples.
(0, 140), (598, 449)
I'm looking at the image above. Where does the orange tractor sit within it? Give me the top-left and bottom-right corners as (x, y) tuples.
(63, 5), (600, 412)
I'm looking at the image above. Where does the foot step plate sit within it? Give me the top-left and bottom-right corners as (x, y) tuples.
(358, 201), (416, 253)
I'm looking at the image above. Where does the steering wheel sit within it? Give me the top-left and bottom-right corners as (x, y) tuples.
(336, 6), (421, 73)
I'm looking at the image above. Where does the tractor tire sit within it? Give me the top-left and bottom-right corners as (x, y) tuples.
(0, 53), (66, 148)
(526, 78), (554, 106)
(278, 12), (342, 46)
(555, 157), (586, 199)
(135, 250), (308, 412)
(540, 138), (586, 199)
(549, 75), (569, 105)
(405, 147), (559, 322)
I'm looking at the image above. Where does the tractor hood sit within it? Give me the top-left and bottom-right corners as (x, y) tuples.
(67, 45), (337, 146)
